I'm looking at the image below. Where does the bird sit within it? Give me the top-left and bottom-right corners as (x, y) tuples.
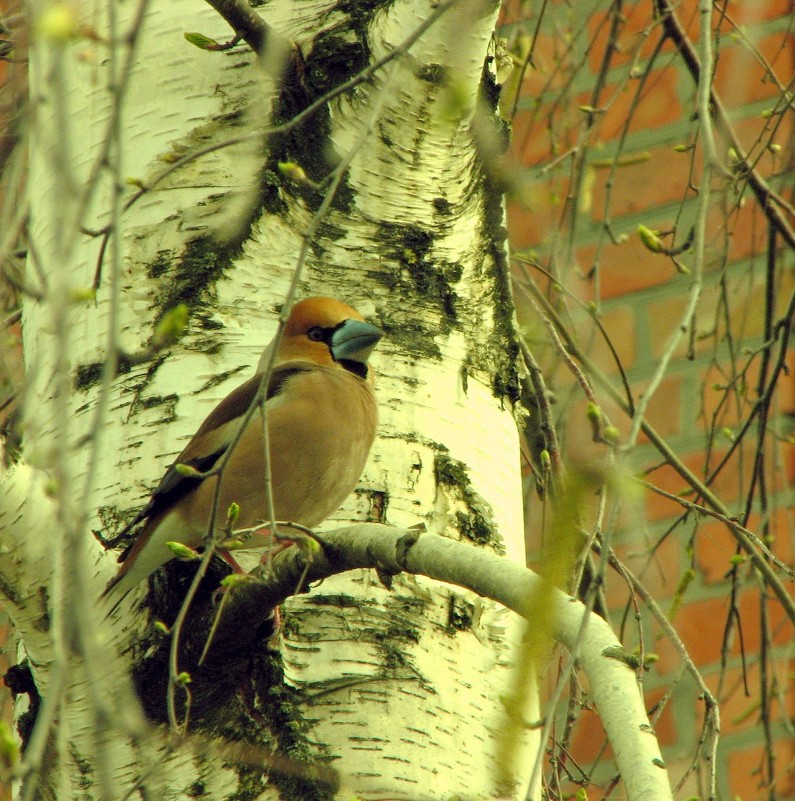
(103, 296), (382, 603)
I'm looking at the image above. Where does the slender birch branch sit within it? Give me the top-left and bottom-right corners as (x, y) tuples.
(206, 524), (674, 801)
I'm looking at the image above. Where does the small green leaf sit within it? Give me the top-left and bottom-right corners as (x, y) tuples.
(184, 32), (220, 50)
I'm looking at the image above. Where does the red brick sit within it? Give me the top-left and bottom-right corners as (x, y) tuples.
(714, 30), (795, 108)
(694, 508), (794, 588)
(727, 737), (795, 799)
(694, 507), (795, 585)
(698, 361), (758, 431)
(506, 178), (566, 250)
(510, 104), (578, 167)
(605, 521), (684, 610)
(586, 2), (677, 73)
(577, 304), (637, 372)
(587, 145), (696, 221)
(579, 236), (683, 301)
(645, 266), (794, 363)
(512, 23), (578, 99)
(654, 595), (729, 672)
(709, 197), (770, 264)
(656, 588), (793, 674)
(568, 705), (610, 764)
(694, 519), (741, 585)
(642, 449), (728, 523)
(705, 659), (795, 739)
(747, 508), (795, 567)
(734, 95), (795, 155)
(721, 0), (795, 23)
(497, 0), (529, 27)
(581, 67), (685, 142)
(642, 685), (680, 750)
(558, 373), (683, 470)
(660, 0), (794, 28)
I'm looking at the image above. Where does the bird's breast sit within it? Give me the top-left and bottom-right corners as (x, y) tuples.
(190, 366), (377, 532)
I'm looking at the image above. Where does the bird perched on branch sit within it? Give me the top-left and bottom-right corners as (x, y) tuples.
(103, 296), (382, 603)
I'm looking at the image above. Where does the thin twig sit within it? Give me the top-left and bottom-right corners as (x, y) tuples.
(655, 0), (795, 250)
(516, 262), (795, 625)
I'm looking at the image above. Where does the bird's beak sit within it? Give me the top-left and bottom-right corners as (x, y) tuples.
(331, 319), (383, 364)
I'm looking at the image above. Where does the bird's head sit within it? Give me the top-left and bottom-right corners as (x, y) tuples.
(267, 297), (383, 378)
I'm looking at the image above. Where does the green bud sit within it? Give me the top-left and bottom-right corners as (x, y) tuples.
(69, 287), (97, 303)
(226, 502), (240, 526)
(175, 672), (192, 686)
(637, 224), (664, 253)
(154, 620), (170, 634)
(165, 541), (200, 561)
(603, 425), (620, 442)
(277, 162), (307, 184)
(36, 3), (77, 42)
(220, 573), (255, 588)
(0, 720), (19, 770)
(173, 463), (202, 477)
(152, 304), (188, 349)
(219, 538), (244, 550)
(586, 402), (601, 421)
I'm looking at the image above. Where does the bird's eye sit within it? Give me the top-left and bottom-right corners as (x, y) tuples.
(307, 326), (325, 342)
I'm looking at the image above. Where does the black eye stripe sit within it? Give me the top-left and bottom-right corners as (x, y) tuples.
(307, 322), (346, 343)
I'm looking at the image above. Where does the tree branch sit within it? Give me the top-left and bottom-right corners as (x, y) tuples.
(206, 524), (674, 801)
(203, 0), (273, 55)
(655, 0), (795, 250)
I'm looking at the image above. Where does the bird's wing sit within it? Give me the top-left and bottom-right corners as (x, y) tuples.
(115, 364), (309, 560)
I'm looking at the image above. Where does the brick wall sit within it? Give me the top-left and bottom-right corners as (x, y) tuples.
(501, 1), (794, 799)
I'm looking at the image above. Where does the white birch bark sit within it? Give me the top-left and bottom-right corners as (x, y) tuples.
(0, 0), (668, 799)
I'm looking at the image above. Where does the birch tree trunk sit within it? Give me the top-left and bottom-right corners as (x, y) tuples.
(3, 0), (540, 798)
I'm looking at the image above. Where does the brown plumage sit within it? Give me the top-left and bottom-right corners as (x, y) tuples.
(103, 297), (382, 602)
